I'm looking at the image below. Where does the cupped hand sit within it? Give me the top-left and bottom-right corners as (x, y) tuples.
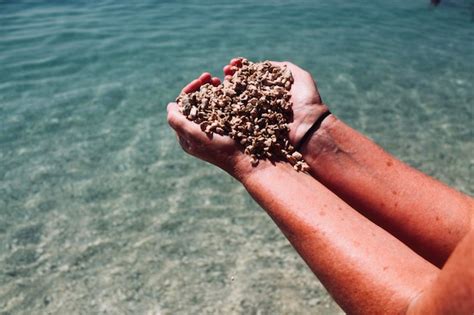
(224, 58), (329, 147)
(168, 72), (255, 179)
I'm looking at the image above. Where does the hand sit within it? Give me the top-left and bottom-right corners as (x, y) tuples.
(223, 58), (329, 147)
(168, 72), (256, 180)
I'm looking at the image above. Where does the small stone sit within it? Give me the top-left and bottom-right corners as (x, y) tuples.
(189, 107), (197, 119)
(250, 156), (259, 166)
(291, 151), (303, 160)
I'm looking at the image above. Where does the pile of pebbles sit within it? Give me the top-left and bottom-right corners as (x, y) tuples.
(176, 58), (309, 172)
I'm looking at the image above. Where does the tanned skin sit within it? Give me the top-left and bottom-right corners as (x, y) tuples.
(167, 58), (473, 314)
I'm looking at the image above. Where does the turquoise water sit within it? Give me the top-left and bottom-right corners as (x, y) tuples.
(1, 1), (473, 314)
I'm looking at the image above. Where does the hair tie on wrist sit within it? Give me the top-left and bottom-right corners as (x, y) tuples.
(296, 110), (332, 151)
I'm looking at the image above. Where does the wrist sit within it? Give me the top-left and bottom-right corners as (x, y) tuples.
(300, 113), (338, 164)
(292, 104), (330, 146)
(224, 152), (280, 183)
(295, 109), (332, 152)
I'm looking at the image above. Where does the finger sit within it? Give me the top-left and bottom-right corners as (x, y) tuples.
(168, 102), (227, 145)
(223, 64), (234, 76)
(270, 61), (305, 74)
(269, 60), (286, 66)
(211, 77), (221, 86)
(167, 102), (178, 113)
(269, 61), (291, 69)
(270, 60), (303, 72)
(167, 103), (205, 140)
(199, 72), (212, 85)
(182, 79), (202, 93)
(167, 103), (186, 132)
(178, 135), (186, 147)
(230, 57), (242, 67)
(177, 135), (191, 153)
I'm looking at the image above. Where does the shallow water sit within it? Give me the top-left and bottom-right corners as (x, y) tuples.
(0, 0), (473, 314)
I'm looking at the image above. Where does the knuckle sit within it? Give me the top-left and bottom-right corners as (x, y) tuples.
(166, 114), (173, 127)
(167, 111), (176, 125)
(168, 113), (183, 131)
(180, 144), (189, 153)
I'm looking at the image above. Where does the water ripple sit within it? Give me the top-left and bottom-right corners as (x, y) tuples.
(0, 0), (472, 314)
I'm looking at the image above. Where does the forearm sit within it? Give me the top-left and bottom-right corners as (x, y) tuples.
(301, 115), (473, 266)
(407, 229), (474, 315)
(238, 161), (438, 314)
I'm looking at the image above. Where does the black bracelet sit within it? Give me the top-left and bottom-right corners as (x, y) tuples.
(296, 111), (332, 152)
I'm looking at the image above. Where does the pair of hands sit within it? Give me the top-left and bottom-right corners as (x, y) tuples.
(167, 58), (328, 178)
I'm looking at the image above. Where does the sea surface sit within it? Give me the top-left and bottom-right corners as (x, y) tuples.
(0, 0), (473, 314)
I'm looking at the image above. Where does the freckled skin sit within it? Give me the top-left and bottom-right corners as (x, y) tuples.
(168, 58), (474, 314)
(302, 115), (472, 267)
